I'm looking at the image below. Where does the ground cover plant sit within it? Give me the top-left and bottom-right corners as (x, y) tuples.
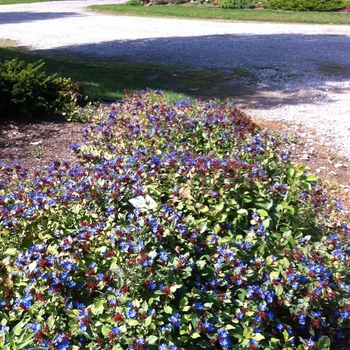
(88, 4), (350, 25)
(0, 90), (349, 349)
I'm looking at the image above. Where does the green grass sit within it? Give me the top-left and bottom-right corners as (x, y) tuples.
(88, 3), (350, 25)
(0, 45), (189, 101)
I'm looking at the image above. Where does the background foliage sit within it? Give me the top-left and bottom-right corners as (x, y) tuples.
(263, 0), (348, 12)
(0, 58), (84, 119)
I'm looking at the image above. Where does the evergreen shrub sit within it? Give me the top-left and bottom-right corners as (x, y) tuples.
(264, 0), (348, 12)
(0, 59), (85, 119)
(220, 0), (257, 9)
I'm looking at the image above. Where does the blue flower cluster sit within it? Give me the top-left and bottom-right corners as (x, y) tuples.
(0, 90), (349, 349)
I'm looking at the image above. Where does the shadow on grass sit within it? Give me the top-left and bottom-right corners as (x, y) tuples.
(26, 32), (350, 106)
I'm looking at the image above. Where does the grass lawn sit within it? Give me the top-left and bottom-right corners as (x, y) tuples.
(88, 3), (350, 25)
(0, 43), (189, 101)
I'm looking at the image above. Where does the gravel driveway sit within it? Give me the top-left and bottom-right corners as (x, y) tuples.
(0, 0), (350, 160)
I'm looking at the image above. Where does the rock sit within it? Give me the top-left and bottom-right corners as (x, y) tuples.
(334, 163), (348, 169)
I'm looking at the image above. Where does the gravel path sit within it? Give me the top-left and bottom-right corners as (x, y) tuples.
(0, 0), (350, 160)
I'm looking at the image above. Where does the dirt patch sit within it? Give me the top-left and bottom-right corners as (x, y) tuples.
(0, 114), (85, 173)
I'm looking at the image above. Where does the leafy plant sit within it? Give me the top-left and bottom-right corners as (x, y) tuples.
(0, 90), (349, 349)
(0, 318), (45, 350)
(220, 0), (257, 9)
(125, 0), (142, 6)
(26, 141), (45, 159)
(0, 58), (59, 117)
(264, 0), (348, 12)
(149, 0), (190, 5)
(0, 59), (86, 120)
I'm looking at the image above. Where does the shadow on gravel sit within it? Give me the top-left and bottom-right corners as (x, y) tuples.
(0, 11), (82, 24)
(31, 33), (350, 106)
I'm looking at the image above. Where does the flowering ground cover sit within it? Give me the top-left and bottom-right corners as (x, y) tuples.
(0, 90), (349, 350)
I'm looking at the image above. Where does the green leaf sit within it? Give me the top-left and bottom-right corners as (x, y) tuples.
(180, 297), (188, 310)
(237, 208), (248, 215)
(191, 314), (201, 329)
(112, 345), (123, 350)
(257, 209), (268, 217)
(4, 248), (17, 255)
(101, 325), (110, 337)
(237, 289), (246, 302)
(144, 316), (152, 327)
(212, 202), (224, 215)
(275, 284), (284, 296)
(286, 166), (295, 178)
(315, 336), (330, 350)
(164, 305), (173, 314)
(5, 332), (15, 349)
(12, 319), (30, 337)
(233, 333), (243, 340)
(132, 299), (140, 309)
(146, 335), (158, 345)
(196, 260), (207, 270)
(17, 333), (35, 350)
(198, 205), (209, 213)
(306, 174), (318, 182)
(127, 319), (139, 326)
(191, 332), (201, 339)
(141, 301), (148, 312)
(47, 315), (55, 330)
(252, 333), (265, 341)
(198, 221), (207, 233)
(270, 337), (280, 343)
(225, 324), (236, 330)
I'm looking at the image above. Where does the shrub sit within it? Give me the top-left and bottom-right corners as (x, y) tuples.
(125, 0), (142, 6)
(0, 58), (85, 119)
(0, 58), (59, 117)
(220, 0), (257, 9)
(264, 0), (348, 12)
(149, 0), (190, 5)
(0, 90), (349, 349)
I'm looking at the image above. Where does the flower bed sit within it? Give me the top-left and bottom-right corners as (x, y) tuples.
(0, 90), (349, 350)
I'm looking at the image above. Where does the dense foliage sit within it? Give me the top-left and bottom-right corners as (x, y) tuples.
(0, 90), (349, 350)
(125, 0), (142, 6)
(264, 0), (348, 12)
(0, 59), (85, 119)
(220, 0), (257, 9)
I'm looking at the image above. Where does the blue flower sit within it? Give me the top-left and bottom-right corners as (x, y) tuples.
(276, 323), (283, 331)
(202, 321), (214, 332)
(126, 308), (137, 319)
(298, 313), (306, 325)
(194, 302), (203, 310)
(111, 327), (121, 335)
(159, 251), (169, 262)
